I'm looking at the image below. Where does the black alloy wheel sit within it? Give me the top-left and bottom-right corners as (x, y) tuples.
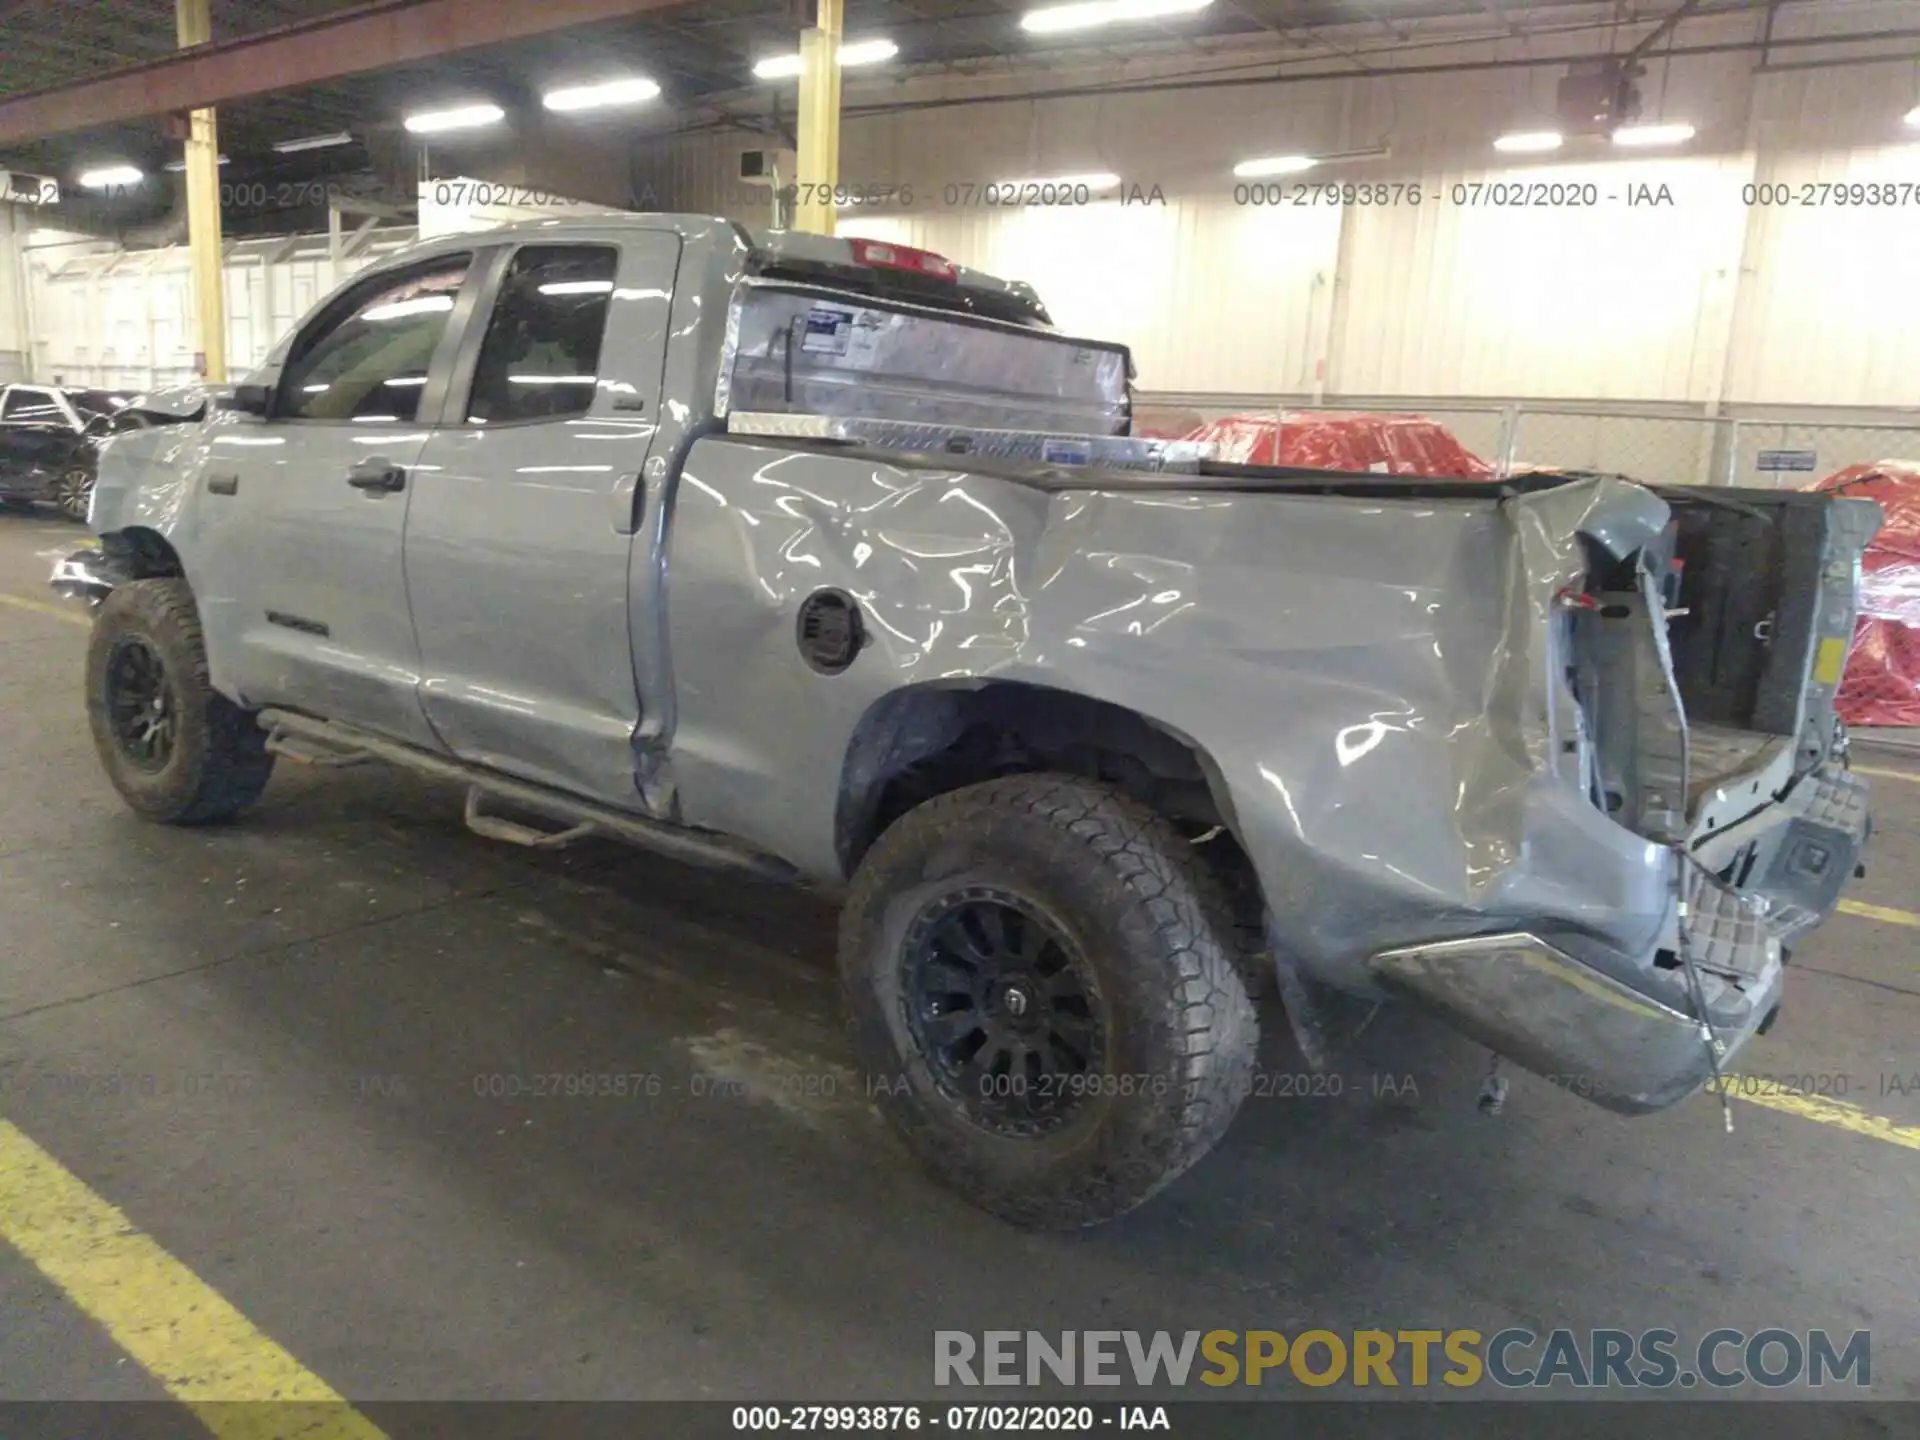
(55, 466), (94, 522)
(103, 636), (178, 772)
(901, 887), (1107, 1138)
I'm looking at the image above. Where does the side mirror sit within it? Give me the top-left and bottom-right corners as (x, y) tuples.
(222, 383), (273, 417)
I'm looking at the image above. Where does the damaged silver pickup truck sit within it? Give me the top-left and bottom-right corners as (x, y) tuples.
(55, 216), (1878, 1228)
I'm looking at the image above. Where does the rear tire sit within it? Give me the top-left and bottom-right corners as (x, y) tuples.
(86, 578), (274, 824)
(839, 774), (1257, 1228)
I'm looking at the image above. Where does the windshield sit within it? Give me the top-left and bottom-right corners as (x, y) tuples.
(66, 390), (135, 420)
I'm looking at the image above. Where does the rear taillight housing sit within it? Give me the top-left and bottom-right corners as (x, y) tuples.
(849, 238), (958, 281)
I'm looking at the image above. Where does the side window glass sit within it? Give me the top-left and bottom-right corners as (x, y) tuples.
(3, 389), (62, 423)
(464, 246), (618, 424)
(279, 257), (470, 422)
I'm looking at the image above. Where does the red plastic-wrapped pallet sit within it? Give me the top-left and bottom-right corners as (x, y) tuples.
(1178, 411), (1497, 479)
(1806, 461), (1920, 728)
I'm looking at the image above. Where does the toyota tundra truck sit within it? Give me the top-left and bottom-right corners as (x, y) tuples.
(54, 215), (1879, 1227)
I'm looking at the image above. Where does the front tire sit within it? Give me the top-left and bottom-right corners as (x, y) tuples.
(839, 775), (1257, 1228)
(86, 578), (274, 824)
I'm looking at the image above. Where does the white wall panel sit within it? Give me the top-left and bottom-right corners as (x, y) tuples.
(12, 2), (1916, 408)
(624, 1), (1918, 409)
(1333, 152), (1751, 400)
(22, 233), (416, 390)
(1722, 63), (1920, 408)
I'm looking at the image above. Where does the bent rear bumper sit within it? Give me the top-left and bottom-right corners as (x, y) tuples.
(1371, 763), (1869, 1115)
(1372, 930), (1783, 1114)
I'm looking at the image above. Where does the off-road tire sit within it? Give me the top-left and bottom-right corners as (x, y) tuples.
(839, 774), (1258, 1228)
(86, 578), (275, 824)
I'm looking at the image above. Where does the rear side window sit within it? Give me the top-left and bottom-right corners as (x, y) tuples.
(70, 390), (132, 420)
(464, 246), (618, 424)
(2, 389), (64, 423)
(279, 257), (470, 422)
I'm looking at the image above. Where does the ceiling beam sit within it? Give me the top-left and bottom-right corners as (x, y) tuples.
(0, 0), (689, 147)
(1628, 0), (1710, 61)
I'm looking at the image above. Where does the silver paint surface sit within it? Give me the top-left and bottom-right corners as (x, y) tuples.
(663, 439), (1679, 983)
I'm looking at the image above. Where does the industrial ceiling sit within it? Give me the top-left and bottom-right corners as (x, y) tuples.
(0, 1), (1880, 230)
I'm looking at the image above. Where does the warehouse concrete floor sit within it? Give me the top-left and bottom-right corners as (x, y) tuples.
(0, 510), (1916, 1419)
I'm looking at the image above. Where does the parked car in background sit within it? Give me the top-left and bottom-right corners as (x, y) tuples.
(0, 383), (146, 520)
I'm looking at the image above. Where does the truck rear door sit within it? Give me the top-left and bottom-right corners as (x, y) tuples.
(402, 231), (680, 805)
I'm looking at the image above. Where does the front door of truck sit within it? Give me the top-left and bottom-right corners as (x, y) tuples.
(403, 233), (680, 806)
(191, 252), (477, 748)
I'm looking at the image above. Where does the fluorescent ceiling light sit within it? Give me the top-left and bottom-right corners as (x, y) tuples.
(78, 165), (143, 189)
(1494, 130), (1564, 154)
(752, 37), (897, 79)
(1021, 0), (1211, 36)
(509, 374), (599, 385)
(998, 171), (1121, 190)
(538, 280), (615, 295)
(1613, 122), (1696, 147)
(403, 104), (506, 135)
(273, 132), (354, 154)
(1233, 154), (1317, 177)
(542, 77), (661, 112)
(162, 155), (229, 171)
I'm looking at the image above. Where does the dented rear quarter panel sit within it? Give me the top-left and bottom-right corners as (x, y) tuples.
(664, 438), (1678, 989)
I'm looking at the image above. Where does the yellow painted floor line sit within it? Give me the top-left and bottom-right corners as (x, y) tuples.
(0, 590), (88, 626)
(1721, 1078), (1920, 1153)
(0, 1119), (387, 1439)
(1838, 898), (1920, 930)
(1854, 765), (1920, 785)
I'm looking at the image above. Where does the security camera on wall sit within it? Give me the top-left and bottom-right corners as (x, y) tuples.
(0, 170), (60, 206)
(739, 148), (798, 228)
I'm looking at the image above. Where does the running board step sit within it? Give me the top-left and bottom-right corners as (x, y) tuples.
(255, 709), (798, 883)
(263, 728), (375, 768)
(463, 787), (599, 850)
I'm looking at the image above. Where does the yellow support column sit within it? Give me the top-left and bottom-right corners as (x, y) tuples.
(793, 0), (843, 235)
(176, 0), (226, 381)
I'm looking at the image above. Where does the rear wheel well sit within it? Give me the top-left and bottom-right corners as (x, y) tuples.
(836, 682), (1235, 861)
(835, 683), (1271, 997)
(103, 528), (185, 579)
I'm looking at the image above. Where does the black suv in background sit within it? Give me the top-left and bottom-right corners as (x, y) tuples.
(0, 383), (145, 521)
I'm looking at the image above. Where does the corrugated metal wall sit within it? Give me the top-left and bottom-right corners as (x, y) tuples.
(628, 6), (1920, 408)
(19, 229), (417, 389)
(8, 3), (1916, 410)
